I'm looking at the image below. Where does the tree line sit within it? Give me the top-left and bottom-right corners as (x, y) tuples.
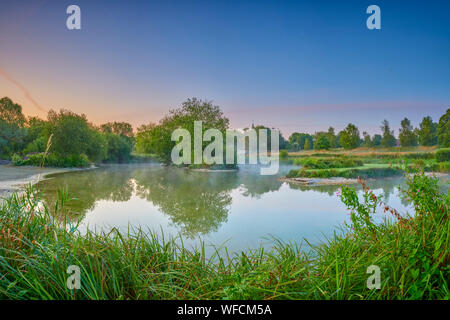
(0, 97), (134, 166)
(1, 95), (448, 167)
(287, 110), (449, 151)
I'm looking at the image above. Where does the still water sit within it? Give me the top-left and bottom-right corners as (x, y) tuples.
(35, 163), (445, 254)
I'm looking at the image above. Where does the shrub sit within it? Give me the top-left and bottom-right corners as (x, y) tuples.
(286, 167), (403, 179)
(435, 148), (450, 162)
(279, 150), (288, 159)
(293, 157), (363, 169)
(439, 161), (450, 173)
(12, 153), (90, 168)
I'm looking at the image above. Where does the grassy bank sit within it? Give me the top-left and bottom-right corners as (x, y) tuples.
(286, 164), (404, 179)
(285, 147), (449, 179)
(0, 172), (448, 299)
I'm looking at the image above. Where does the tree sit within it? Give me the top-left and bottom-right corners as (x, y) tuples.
(380, 120), (396, 147)
(0, 97), (27, 157)
(398, 117), (417, 147)
(136, 98), (230, 164)
(326, 127), (337, 148)
(0, 97), (26, 127)
(47, 109), (107, 161)
(314, 132), (330, 150)
(362, 131), (372, 147)
(437, 109), (450, 147)
(372, 134), (382, 146)
(339, 123), (360, 150)
(417, 116), (438, 146)
(304, 138), (312, 150)
(289, 132), (313, 150)
(100, 122), (134, 138)
(103, 133), (132, 163)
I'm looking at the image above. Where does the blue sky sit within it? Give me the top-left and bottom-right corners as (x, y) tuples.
(0, 0), (449, 136)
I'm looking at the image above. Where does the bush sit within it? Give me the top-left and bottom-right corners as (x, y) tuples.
(439, 161), (450, 173)
(293, 157), (363, 169)
(12, 153), (90, 168)
(435, 148), (450, 162)
(103, 133), (132, 163)
(279, 150), (288, 159)
(286, 167), (403, 179)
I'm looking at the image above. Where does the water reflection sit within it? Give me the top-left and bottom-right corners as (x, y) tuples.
(36, 164), (447, 240)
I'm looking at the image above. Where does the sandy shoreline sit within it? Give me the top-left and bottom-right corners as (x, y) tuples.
(0, 165), (82, 197)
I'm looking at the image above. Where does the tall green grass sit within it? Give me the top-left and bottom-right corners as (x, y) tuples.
(0, 172), (448, 299)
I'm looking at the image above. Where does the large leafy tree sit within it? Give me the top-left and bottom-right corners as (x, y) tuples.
(0, 97), (27, 157)
(47, 109), (106, 161)
(398, 117), (417, 147)
(314, 132), (330, 150)
(289, 132), (313, 151)
(380, 120), (396, 147)
(339, 123), (360, 150)
(417, 116), (438, 146)
(0, 97), (26, 127)
(437, 109), (449, 147)
(136, 98), (230, 163)
(372, 134), (382, 146)
(362, 131), (372, 147)
(326, 127), (337, 148)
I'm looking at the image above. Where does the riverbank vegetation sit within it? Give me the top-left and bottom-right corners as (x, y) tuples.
(284, 145), (450, 180)
(0, 97), (136, 167)
(0, 172), (447, 299)
(1, 96), (448, 169)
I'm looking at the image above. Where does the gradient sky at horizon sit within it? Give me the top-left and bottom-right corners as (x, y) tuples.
(0, 0), (449, 136)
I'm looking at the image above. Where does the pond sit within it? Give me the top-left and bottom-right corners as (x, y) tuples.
(35, 163), (446, 255)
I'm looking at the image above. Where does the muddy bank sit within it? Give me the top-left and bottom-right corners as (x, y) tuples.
(0, 165), (85, 197)
(280, 171), (448, 187)
(280, 176), (359, 186)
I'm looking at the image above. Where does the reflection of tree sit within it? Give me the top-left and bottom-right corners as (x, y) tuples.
(285, 176), (403, 201)
(38, 166), (135, 216)
(237, 166), (283, 198)
(37, 164), (414, 238)
(133, 167), (235, 238)
(287, 182), (341, 196)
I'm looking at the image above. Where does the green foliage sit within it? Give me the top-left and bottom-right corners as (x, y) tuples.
(279, 150), (288, 159)
(438, 161), (450, 172)
(47, 109), (105, 160)
(399, 117), (418, 147)
(339, 123), (360, 149)
(0, 97), (26, 127)
(362, 131), (372, 147)
(136, 98), (230, 164)
(372, 134), (382, 146)
(0, 97), (27, 157)
(0, 172), (447, 299)
(294, 157), (363, 169)
(380, 119), (396, 147)
(287, 167), (403, 179)
(435, 148), (450, 163)
(288, 133), (313, 151)
(12, 153), (90, 167)
(417, 116), (438, 146)
(0, 119), (26, 157)
(303, 138), (312, 150)
(437, 109), (449, 147)
(23, 134), (47, 154)
(100, 121), (135, 149)
(313, 132), (330, 150)
(103, 133), (132, 163)
(326, 127), (338, 148)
